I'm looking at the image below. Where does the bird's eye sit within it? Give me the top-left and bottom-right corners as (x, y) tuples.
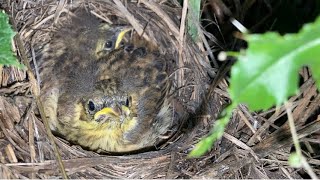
(125, 96), (132, 107)
(105, 41), (113, 50)
(88, 100), (95, 112)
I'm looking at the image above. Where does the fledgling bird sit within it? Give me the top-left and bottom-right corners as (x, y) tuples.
(38, 9), (175, 152)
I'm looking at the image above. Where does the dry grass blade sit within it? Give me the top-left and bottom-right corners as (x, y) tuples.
(112, 0), (151, 42)
(141, 0), (180, 38)
(253, 118), (320, 158)
(13, 24), (68, 179)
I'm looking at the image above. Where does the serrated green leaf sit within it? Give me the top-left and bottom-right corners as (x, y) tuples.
(230, 15), (320, 111)
(0, 10), (23, 68)
(190, 15), (320, 158)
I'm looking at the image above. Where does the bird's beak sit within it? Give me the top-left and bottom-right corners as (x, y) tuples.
(94, 105), (131, 122)
(94, 107), (119, 121)
(114, 26), (132, 49)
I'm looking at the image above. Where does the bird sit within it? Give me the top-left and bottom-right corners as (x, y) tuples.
(38, 9), (176, 153)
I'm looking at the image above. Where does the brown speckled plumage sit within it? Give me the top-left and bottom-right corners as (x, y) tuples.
(39, 9), (174, 152)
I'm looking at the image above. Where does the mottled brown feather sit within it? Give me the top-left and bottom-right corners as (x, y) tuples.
(39, 9), (174, 152)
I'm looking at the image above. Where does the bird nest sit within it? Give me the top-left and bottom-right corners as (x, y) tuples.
(2, 0), (319, 179)
(0, 0), (226, 178)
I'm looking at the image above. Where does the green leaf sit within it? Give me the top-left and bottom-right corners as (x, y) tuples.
(189, 15), (320, 158)
(288, 152), (302, 168)
(230, 15), (320, 111)
(187, 0), (200, 41)
(0, 10), (23, 68)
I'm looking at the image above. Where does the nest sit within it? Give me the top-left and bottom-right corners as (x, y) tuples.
(0, 0), (225, 178)
(1, 0), (319, 179)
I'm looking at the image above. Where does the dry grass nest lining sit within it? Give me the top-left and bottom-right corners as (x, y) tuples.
(0, 0), (225, 178)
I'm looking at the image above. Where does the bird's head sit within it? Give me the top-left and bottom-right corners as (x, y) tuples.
(81, 92), (132, 123)
(72, 79), (137, 131)
(56, 11), (132, 60)
(95, 25), (132, 58)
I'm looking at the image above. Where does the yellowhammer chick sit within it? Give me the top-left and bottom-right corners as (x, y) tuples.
(38, 9), (174, 152)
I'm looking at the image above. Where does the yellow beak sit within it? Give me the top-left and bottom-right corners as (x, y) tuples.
(94, 106), (131, 121)
(94, 107), (119, 121)
(114, 26), (132, 49)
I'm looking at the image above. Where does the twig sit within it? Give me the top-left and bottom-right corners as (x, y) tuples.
(285, 101), (318, 179)
(177, 0), (188, 96)
(11, 18), (68, 179)
(179, 0), (187, 49)
(112, 0), (151, 42)
(30, 44), (40, 92)
(237, 108), (256, 134)
(223, 132), (259, 161)
(140, 0), (179, 37)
